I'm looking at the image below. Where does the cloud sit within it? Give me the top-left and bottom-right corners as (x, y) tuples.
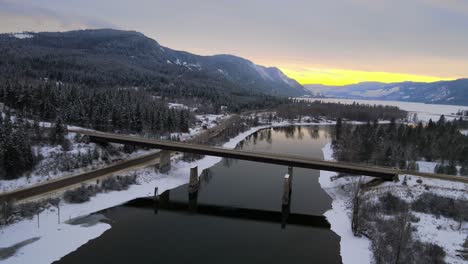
(419, 0), (468, 15)
(0, 0), (115, 32)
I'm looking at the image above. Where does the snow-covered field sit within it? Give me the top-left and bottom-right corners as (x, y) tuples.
(300, 98), (468, 122)
(319, 143), (468, 264)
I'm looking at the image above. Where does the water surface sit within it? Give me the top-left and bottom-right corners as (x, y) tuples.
(56, 126), (342, 264)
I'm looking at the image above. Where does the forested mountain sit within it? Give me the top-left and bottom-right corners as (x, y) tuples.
(304, 79), (468, 106)
(0, 29), (300, 134)
(0, 29), (307, 98)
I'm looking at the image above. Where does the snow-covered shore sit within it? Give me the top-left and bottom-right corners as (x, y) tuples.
(319, 143), (468, 264)
(318, 143), (373, 264)
(0, 120), (339, 264)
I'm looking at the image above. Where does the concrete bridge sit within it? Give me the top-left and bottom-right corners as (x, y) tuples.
(74, 129), (468, 184)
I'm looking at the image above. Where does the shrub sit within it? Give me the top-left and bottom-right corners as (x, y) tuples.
(64, 185), (99, 203)
(413, 193), (468, 221)
(101, 175), (137, 191)
(378, 192), (408, 215)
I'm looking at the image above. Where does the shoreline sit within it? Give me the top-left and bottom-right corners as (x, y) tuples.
(318, 143), (373, 264)
(0, 120), (339, 264)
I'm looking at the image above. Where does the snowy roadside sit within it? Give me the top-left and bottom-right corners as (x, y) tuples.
(319, 143), (468, 264)
(0, 114), (229, 193)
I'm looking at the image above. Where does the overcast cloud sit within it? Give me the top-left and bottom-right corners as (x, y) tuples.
(1, 0), (467, 78)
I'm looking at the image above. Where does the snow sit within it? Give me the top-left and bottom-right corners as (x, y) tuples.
(10, 33), (33, 39)
(277, 71), (294, 87)
(318, 143), (373, 264)
(0, 146), (235, 263)
(217, 69), (228, 76)
(2, 117), (466, 263)
(412, 213), (467, 264)
(0, 120), (292, 263)
(167, 103), (188, 110)
(460, 130), (468, 136)
(318, 143), (468, 264)
(0, 133), (152, 193)
(350, 87), (400, 97)
(251, 63), (273, 81)
(0, 117), (357, 263)
(300, 98), (468, 122)
(416, 161), (438, 174)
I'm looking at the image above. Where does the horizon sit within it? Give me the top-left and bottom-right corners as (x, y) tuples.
(4, 28), (464, 87)
(1, 0), (468, 85)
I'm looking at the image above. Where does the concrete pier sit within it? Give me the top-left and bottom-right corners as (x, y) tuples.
(282, 174), (292, 205)
(159, 151), (171, 173)
(188, 166), (199, 213)
(188, 166), (199, 193)
(281, 173), (292, 228)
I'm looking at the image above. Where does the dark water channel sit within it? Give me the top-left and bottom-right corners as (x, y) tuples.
(56, 126), (342, 264)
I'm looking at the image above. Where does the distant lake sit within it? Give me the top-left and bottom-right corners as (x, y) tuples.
(56, 126), (342, 264)
(299, 98), (468, 122)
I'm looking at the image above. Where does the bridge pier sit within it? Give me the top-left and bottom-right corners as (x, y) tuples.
(288, 166), (293, 193)
(281, 173), (292, 229)
(154, 190), (171, 215)
(188, 166), (199, 213)
(0, 201), (6, 225)
(159, 151), (171, 173)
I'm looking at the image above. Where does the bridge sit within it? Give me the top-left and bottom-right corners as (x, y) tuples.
(74, 129), (468, 184)
(1, 128), (467, 205)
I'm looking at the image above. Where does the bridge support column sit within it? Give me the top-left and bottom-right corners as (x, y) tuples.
(188, 166), (199, 213)
(288, 166), (293, 192)
(281, 173), (292, 229)
(154, 190), (171, 215)
(159, 151), (171, 173)
(0, 201), (6, 224)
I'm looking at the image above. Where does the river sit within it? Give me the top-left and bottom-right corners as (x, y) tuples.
(55, 125), (342, 264)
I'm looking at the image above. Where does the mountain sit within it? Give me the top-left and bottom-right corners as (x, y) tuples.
(0, 29), (307, 98)
(304, 79), (468, 106)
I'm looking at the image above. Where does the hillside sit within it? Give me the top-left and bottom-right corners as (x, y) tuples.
(0, 29), (307, 100)
(304, 79), (468, 106)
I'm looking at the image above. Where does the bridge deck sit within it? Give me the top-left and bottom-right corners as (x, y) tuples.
(73, 129), (468, 183)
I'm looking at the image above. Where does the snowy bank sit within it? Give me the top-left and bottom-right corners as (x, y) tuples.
(319, 143), (468, 264)
(318, 143), (373, 264)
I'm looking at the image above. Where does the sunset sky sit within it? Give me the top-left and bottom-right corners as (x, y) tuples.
(1, 0), (467, 85)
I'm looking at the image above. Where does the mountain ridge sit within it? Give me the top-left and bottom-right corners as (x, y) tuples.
(304, 79), (468, 106)
(1, 29), (307, 97)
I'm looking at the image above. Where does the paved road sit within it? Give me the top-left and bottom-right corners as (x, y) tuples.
(0, 115), (239, 203)
(0, 151), (162, 202)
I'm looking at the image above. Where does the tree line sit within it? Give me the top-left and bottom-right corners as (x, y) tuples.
(333, 116), (468, 175)
(276, 100), (407, 121)
(0, 111), (70, 179)
(0, 80), (194, 135)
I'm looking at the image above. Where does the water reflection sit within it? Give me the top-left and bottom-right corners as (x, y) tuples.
(56, 126), (341, 264)
(148, 187), (330, 230)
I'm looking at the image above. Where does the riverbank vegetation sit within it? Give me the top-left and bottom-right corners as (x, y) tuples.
(355, 191), (453, 264)
(333, 116), (468, 175)
(276, 100), (407, 122)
